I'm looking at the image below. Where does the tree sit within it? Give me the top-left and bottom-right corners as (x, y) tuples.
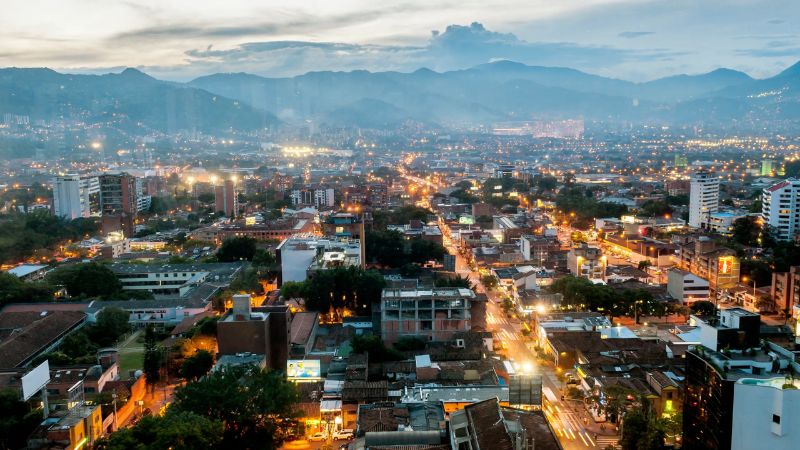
(216, 236), (257, 262)
(181, 350), (214, 380)
(481, 275), (499, 290)
(691, 300), (716, 316)
(49, 262), (122, 298)
(638, 200), (673, 217)
(409, 239), (446, 263)
(280, 281), (308, 300)
(351, 335), (404, 362)
(732, 216), (761, 247)
(94, 411), (223, 450)
(92, 307), (131, 346)
(393, 336), (427, 351)
(0, 389), (42, 450)
(171, 366), (299, 449)
(435, 274), (475, 290)
(637, 260), (652, 271)
(251, 248), (276, 267)
(143, 324), (162, 387)
(0, 272), (54, 307)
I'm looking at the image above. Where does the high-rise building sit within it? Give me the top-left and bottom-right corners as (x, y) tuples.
(214, 179), (238, 217)
(682, 308), (800, 450)
(761, 178), (800, 241)
(689, 171), (720, 228)
(761, 159), (777, 176)
(51, 175), (99, 219)
(99, 173), (138, 236)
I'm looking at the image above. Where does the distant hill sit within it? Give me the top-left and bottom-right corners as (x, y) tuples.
(0, 68), (279, 133)
(2, 60), (799, 131)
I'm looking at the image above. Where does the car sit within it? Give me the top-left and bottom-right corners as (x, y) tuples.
(334, 429), (354, 440)
(308, 432), (328, 442)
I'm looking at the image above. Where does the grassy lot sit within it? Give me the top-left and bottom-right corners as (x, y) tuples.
(117, 330), (144, 380)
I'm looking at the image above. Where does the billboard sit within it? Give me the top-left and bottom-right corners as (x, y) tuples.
(22, 360), (50, 400)
(287, 359), (321, 380)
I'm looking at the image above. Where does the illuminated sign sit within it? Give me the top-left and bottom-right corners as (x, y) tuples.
(719, 256), (735, 274)
(287, 360), (321, 380)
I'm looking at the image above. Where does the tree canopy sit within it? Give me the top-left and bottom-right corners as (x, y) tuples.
(48, 262), (123, 299)
(216, 236), (257, 262)
(171, 365), (299, 449)
(94, 411), (224, 450)
(280, 266), (386, 317)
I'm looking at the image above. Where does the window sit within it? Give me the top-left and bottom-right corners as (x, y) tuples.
(773, 414), (781, 424)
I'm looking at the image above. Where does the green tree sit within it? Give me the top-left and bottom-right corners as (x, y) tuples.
(691, 300), (716, 316)
(409, 239), (446, 263)
(60, 330), (98, 359)
(280, 281), (308, 300)
(0, 272), (54, 307)
(216, 236), (257, 262)
(143, 324), (162, 387)
(49, 262), (122, 298)
(481, 275), (499, 290)
(94, 411), (223, 450)
(732, 216), (761, 246)
(435, 274), (475, 290)
(251, 248), (276, 267)
(351, 335), (404, 362)
(393, 336), (427, 351)
(171, 366), (299, 449)
(0, 389), (42, 450)
(181, 350), (214, 380)
(92, 307), (131, 346)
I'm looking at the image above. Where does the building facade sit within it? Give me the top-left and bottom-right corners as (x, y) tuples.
(689, 171), (720, 228)
(52, 175), (99, 219)
(380, 288), (477, 344)
(762, 178), (800, 241)
(215, 179), (238, 217)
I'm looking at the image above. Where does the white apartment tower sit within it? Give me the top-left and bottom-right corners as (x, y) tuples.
(762, 178), (800, 241)
(52, 174), (99, 219)
(689, 171), (720, 228)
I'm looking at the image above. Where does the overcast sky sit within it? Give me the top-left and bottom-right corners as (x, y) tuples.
(1, 0), (798, 81)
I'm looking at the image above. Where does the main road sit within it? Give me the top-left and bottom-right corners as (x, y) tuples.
(441, 226), (619, 450)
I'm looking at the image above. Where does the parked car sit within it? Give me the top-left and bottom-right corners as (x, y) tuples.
(334, 429), (354, 440)
(309, 432), (328, 442)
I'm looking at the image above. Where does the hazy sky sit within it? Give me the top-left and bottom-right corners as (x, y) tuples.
(1, 0), (798, 81)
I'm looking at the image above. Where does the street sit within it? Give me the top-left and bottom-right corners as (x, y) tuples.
(442, 229), (619, 450)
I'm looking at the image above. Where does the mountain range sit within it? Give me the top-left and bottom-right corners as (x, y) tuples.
(1, 60), (799, 133)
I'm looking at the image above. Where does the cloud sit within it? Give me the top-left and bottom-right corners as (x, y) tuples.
(735, 47), (800, 58)
(171, 22), (689, 80)
(618, 31), (655, 39)
(767, 19), (785, 25)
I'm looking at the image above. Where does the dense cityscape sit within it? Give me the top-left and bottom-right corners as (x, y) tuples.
(2, 2), (800, 450)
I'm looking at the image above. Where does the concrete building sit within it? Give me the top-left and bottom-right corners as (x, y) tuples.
(683, 309), (800, 450)
(275, 235), (362, 285)
(379, 287), (478, 344)
(110, 262), (244, 298)
(704, 211), (748, 234)
(291, 187), (335, 208)
(216, 294), (290, 371)
(51, 174), (99, 219)
(731, 377), (800, 450)
(322, 213), (366, 264)
(214, 179), (238, 217)
(566, 244), (606, 280)
(772, 266), (800, 323)
(99, 173), (139, 237)
(689, 171), (720, 228)
(675, 236), (740, 296)
(762, 178), (800, 241)
(191, 217), (316, 243)
(667, 268), (710, 305)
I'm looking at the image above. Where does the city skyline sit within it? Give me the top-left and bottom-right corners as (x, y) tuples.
(1, 0), (798, 81)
